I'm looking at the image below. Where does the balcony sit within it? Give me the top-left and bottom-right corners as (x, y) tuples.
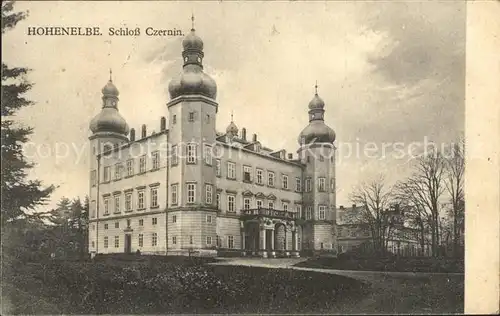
(241, 208), (298, 220)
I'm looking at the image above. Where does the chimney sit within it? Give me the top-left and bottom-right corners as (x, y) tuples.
(252, 134), (257, 142)
(352, 204), (356, 209)
(141, 124), (147, 138)
(129, 128), (135, 141)
(288, 153), (293, 159)
(339, 205), (344, 209)
(241, 128), (247, 141)
(160, 116), (166, 131)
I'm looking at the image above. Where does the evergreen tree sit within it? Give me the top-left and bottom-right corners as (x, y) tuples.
(1, 1), (55, 226)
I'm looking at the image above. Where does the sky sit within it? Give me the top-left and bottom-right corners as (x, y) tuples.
(2, 1), (465, 210)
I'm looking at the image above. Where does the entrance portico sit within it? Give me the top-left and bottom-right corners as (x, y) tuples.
(241, 208), (301, 258)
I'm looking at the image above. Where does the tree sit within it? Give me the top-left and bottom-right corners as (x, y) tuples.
(394, 147), (446, 257)
(1, 1), (55, 226)
(444, 138), (465, 257)
(347, 175), (395, 256)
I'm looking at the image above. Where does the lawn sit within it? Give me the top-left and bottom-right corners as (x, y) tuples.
(2, 255), (369, 314)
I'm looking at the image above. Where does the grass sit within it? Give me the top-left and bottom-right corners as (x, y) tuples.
(2, 255), (369, 314)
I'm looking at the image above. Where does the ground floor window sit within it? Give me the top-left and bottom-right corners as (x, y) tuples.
(206, 236), (212, 245)
(138, 234), (143, 247)
(152, 233), (158, 246)
(114, 236), (119, 248)
(104, 236), (108, 248)
(227, 235), (234, 249)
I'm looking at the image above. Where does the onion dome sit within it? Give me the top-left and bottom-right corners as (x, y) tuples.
(298, 121), (336, 144)
(298, 84), (335, 144)
(308, 93), (325, 110)
(226, 113), (239, 137)
(168, 17), (217, 100)
(89, 72), (129, 136)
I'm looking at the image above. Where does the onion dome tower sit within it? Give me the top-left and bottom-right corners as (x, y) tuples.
(168, 15), (217, 100)
(89, 70), (130, 140)
(226, 112), (238, 139)
(298, 83), (335, 145)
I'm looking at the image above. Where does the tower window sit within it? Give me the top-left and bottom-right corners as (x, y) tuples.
(171, 145), (178, 166)
(171, 184), (178, 205)
(189, 112), (195, 122)
(187, 183), (196, 204)
(173, 115), (177, 124)
(318, 178), (326, 192)
(187, 143), (197, 164)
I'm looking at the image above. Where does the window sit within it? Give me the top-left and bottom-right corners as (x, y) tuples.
(319, 205), (326, 220)
(216, 193), (220, 209)
(256, 200), (263, 208)
(216, 235), (221, 247)
(150, 187), (159, 208)
(282, 175), (288, 190)
(215, 159), (221, 177)
(139, 219), (144, 226)
(330, 178), (335, 191)
(138, 234), (143, 247)
(318, 178), (326, 192)
(152, 217), (158, 225)
(172, 236), (177, 245)
(114, 163), (122, 180)
(319, 155), (324, 162)
(114, 236), (119, 248)
(90, 170), (96, 186)
(139, 155), (146, 173)
(256, 169), (264, 185)
(283, 202), (288, 212)
(115, 222), (119, 228)
(171, 145), (178, 165)
(227, 195), (235, 212)
(268, 201), (274, 209)
(306, 206), (312, 220)
(172, 215), (177, 223)
(103, 197), (110, 215)
(306, 156), (310, 163)
(104, 223), (108, 229)
(91, 201), (96, 218)
(206, 114), (210, 124)
(243, 166), (252, 182)
(137, 190), (145, 209)
(104, 236), (109, 248)
(189, 235), (193, 244)
(206, 236), (212, 245)
(295, 177), (301, 192)
(114, 195), (120, 213)
(296, 205), (302, 218)
(268, 171), (275, 187)
(188, 112), (195, 122)
(171, 184), (178, 205)
(206, 215), (212, 223)
(103, 166), (110, 182)
(126, 159), (134, 176)
(227, 162), (236, 179)
(204, 145), (212, 165)
(152, 151), (160, 170)
(91, 241), (95, 248)
(173, 115), (176, 124)
(205, 184), (213, 204)
(152, 233), (158, 246)
(227, 236), (234, 249)
(187, 183), (196, 204)
(305, 178), (312, 192)
(187, 143), (197, 164)
(126, 219), (131, 227)
(243, 198), (251, 210)
(125, 193), (132, 212)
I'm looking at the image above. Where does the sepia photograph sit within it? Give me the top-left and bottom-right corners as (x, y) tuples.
(1, 1), (499, 315)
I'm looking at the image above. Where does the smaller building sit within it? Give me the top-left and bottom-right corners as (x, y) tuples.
(336, 204), (431, 256)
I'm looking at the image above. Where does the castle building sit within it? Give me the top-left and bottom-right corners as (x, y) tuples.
(88, 23), (337, 258)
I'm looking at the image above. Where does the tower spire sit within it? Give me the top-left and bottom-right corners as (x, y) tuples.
(109, 68), (113, 82)
(231, 110), (234, 122)
(315, 80), (318, 95)
(191, 13), (195, 31)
